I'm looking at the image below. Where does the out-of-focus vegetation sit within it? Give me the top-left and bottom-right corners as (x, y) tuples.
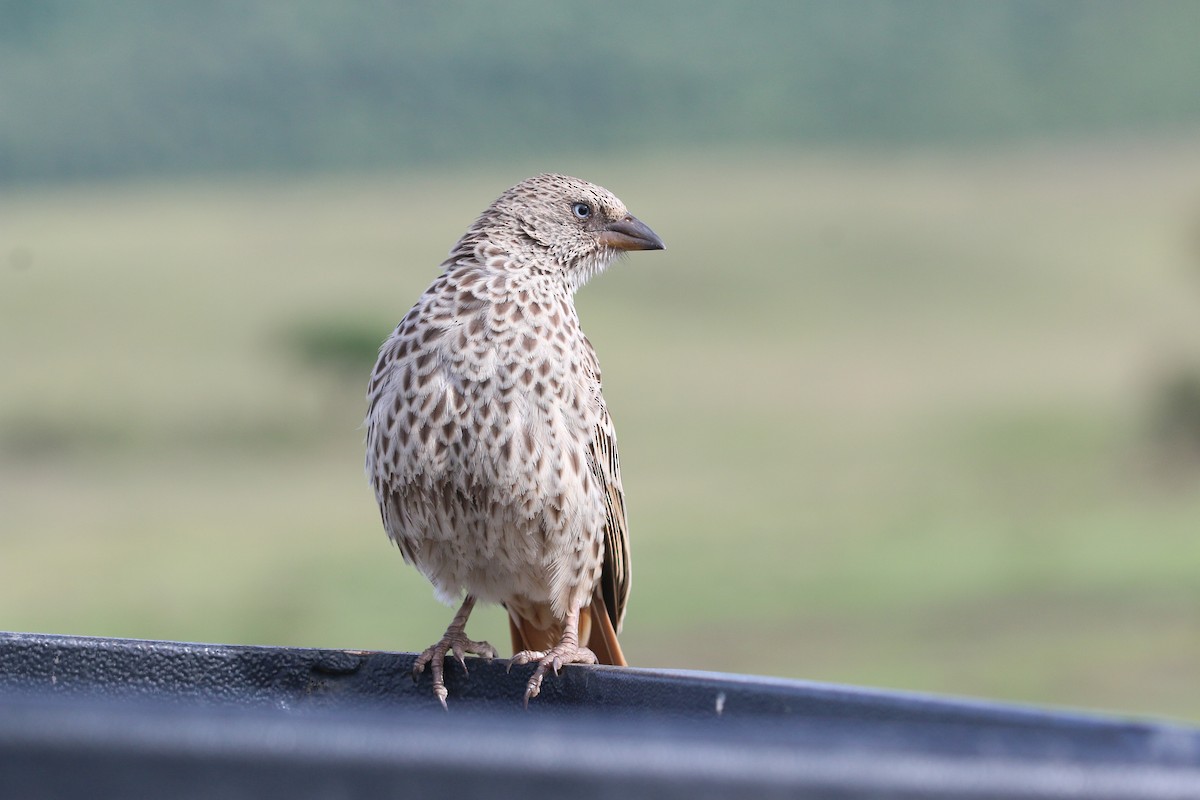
(2, 1), (1200, 723)
(2, 0), (1200, 182)
(3, 145), (1200, 722)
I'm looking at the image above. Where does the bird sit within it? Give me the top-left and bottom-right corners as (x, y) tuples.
(365, 173), (664, 706)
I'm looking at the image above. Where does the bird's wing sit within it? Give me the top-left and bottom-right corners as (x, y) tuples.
(586, 402), (631, 633)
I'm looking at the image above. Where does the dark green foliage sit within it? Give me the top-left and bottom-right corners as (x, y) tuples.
(2, 0), (1199, 183)
(1151, 367), (1200, 463)
(283, 318), (388, 377)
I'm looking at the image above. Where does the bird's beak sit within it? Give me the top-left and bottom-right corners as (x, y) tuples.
(599, 215), (665, 251)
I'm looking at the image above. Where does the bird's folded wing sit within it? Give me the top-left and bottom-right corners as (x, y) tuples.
(586, 407), (630, 634)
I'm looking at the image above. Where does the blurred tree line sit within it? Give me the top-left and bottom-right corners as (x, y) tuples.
(1, 0), (1199, 183)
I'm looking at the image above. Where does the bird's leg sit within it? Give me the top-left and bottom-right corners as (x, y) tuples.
(510, 606), (597, 706)
(412, 594), (497, 709)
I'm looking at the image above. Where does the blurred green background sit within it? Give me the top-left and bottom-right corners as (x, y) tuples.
(3, 1), (1200, 722)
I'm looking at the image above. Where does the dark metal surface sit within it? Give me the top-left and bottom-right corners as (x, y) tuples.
(1, 630), (1198, 799)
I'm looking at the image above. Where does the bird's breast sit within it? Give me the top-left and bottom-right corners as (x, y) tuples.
(371, 270), (602, 491)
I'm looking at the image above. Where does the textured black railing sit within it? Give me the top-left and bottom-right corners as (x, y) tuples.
(1, 631), (1198, 799)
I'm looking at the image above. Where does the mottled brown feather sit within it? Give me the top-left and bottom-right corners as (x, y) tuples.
(365, 173), (660, 701)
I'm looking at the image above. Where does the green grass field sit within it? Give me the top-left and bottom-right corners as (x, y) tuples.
(3, 143), (1200, 721)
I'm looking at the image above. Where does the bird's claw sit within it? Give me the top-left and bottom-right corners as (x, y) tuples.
(432, 683), (449, 711)
(511, 644), (597, 706)
(507, 649), (546, 670)
(412, 631), (496, 708)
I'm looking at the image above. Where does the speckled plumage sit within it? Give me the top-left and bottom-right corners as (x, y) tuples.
(365, 174), (663, 705)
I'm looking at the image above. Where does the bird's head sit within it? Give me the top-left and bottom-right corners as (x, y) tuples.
(471, 173), (664, 290)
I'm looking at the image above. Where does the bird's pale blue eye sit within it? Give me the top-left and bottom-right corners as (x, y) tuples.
(571, 202), (592, 219)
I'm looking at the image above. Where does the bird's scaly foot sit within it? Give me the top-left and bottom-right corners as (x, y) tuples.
(510, 642), (598, 706)
(413, 631), (497, 710)
(412, 595), (495, 709)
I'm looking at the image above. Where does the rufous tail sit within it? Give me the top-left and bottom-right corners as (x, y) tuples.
(508, 587), (627, 666)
